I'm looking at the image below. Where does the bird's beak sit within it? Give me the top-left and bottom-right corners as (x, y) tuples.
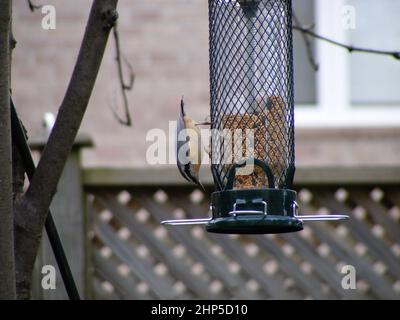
(195, 122), (212, 126)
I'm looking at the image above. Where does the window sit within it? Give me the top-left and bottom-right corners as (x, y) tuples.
(348, 0), (400, 105)
(293, 0), (400, 127)
(293, 0), (316, 105)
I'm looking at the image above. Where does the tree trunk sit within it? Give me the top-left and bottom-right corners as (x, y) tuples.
(0, 0), (16, 300)
(13, 0), (118, 299)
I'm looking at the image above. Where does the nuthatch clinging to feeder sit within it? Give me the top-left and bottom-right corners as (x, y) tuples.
(176, 97), (209, 191)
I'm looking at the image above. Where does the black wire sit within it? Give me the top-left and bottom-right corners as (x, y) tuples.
(10, 97), (81, 300)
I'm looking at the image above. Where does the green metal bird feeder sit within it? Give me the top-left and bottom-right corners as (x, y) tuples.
(163, 0), (348, 233)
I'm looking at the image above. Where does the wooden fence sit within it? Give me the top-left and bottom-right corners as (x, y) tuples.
(83, 167), (400, 300)
(30, 141), (400, 300)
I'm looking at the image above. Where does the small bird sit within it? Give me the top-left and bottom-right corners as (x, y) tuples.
(176, 97), (205, 190)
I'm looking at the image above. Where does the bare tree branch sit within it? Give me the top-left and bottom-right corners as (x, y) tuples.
(293, 24), (400, 63)
(292, 12), (319, 71)
(111, 22), (134, 126)
(0, 0), (16, 299)
(13, 0), (119, 299)
(26, 0), (42, 12)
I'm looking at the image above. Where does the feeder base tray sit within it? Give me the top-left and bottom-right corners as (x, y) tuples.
(205, 215), (303, 234)
(161, 188), (348, 234)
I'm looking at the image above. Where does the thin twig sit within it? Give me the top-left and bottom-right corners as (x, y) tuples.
(293, 24), (400, 61)
(27, 0), (42, 12)
(111, 23), (134, 126)
(292, 13), (319, 71)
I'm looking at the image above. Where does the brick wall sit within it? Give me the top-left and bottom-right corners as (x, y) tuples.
(11, 0), (400, 167)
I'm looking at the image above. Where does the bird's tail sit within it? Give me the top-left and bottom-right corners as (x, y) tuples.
(180, 96), (186, 116)
(198, 180), (206, 193)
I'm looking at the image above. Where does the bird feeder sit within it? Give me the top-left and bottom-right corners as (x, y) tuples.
(163, 0), (348, 233)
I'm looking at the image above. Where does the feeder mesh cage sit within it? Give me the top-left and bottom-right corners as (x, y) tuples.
(209, 0), (294, 191)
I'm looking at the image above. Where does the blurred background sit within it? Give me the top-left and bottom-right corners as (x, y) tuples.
(11, 0), (400, 299)
(12, 0), (400, 167)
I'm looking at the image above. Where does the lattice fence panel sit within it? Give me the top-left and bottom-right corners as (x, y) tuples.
(86, 185), (400, 300)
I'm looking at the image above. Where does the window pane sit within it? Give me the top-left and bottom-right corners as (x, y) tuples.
(293, 0), (317, 105)
(348, 0), (400, 105)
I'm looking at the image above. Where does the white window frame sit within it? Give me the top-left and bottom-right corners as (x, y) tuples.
(295, 0), (400, 128)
